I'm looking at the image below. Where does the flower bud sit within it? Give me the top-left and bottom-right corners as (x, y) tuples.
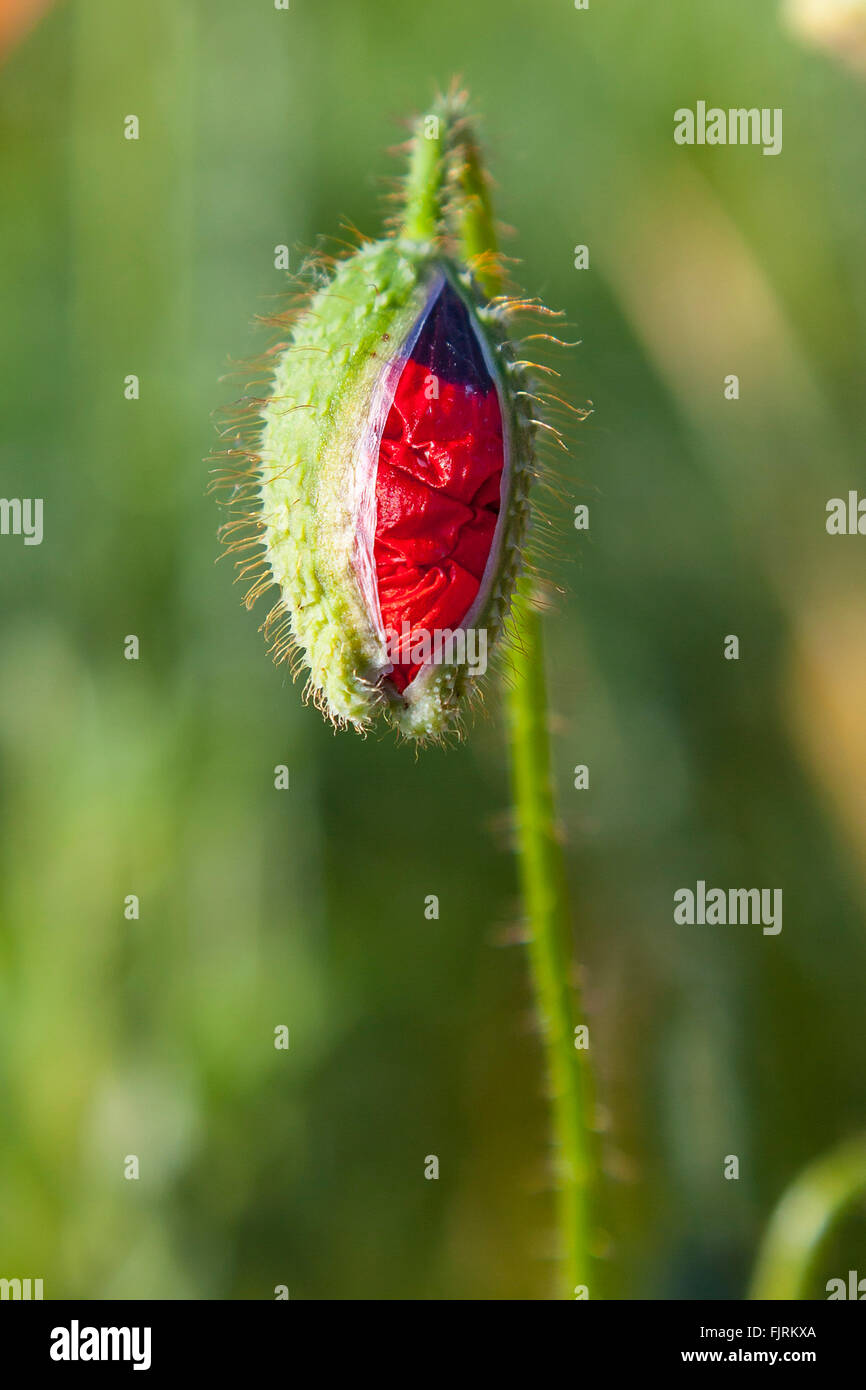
(218, 91), (551, 742)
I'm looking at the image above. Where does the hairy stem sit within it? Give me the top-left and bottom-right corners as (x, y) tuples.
(401, 113), (447, 243)
(417, 93), (597, 1297)
(506, 588), (596, 1296)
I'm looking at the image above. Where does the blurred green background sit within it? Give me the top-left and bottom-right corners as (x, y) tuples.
(1, 0), (865, 1299)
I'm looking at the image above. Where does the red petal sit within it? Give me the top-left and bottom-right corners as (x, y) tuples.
(374, 281), (504, 692)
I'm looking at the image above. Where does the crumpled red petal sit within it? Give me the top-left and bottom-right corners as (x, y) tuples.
(374, 281), (504, 691)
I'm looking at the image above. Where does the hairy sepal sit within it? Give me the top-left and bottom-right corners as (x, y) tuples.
(259, 239), (430, 729)
(258, 241), (537, 742)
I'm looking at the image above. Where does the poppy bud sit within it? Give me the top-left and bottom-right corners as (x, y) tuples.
(218, 90), (552, 741)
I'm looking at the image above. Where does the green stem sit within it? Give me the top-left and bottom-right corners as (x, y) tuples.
(456, 110), (597, 1302)
(506, 588), (595, 1298)
(749, 1135), (866, 1300)
(452, 130), (500, 297)
(404, 92), (597, 1298)
(456, 102), (596, 1302)
(401, 87), (499, 288)
(401, 114), (447, 243)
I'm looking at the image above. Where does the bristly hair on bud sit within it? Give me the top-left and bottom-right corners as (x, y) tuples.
(210, 82), (581, 744)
